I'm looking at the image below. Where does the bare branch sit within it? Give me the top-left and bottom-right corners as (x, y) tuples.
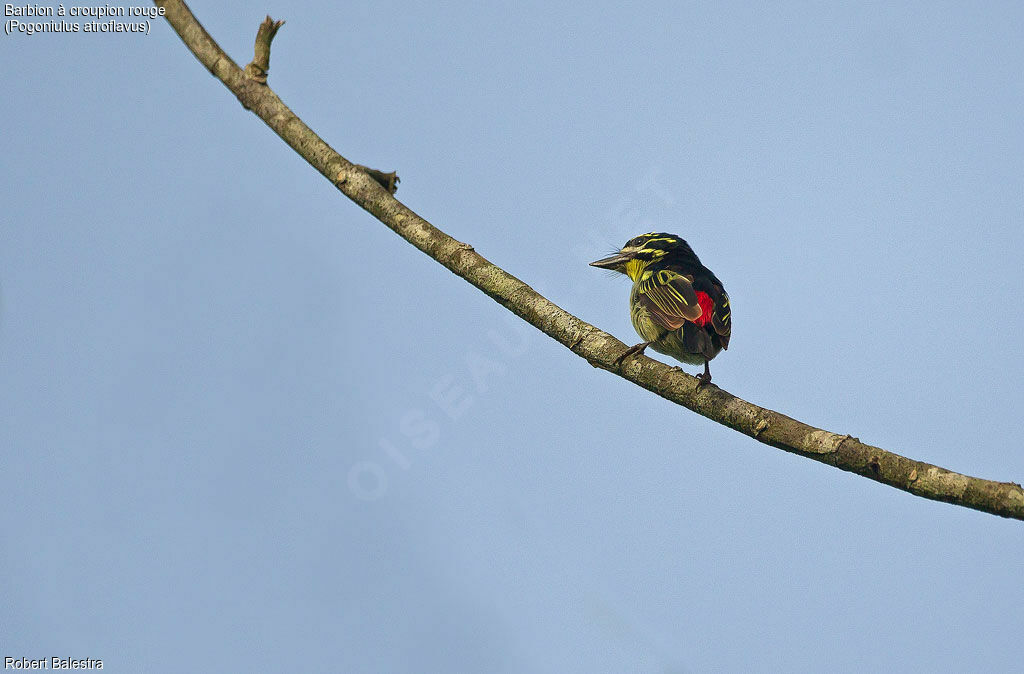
(152, 0), (1024, 521)
(244, 15), (285, 83)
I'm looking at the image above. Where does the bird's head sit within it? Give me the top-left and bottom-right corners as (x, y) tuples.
(590, 232), (696, 281)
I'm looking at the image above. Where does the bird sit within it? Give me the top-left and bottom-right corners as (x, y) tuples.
(590, 232), (731, 386)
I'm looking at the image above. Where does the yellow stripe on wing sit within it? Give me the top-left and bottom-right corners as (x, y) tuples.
(637, 270), (703, 327)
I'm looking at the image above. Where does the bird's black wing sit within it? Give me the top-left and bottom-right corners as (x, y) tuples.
(710, 288), (731, 349)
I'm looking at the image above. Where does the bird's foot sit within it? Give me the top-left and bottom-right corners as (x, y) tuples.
(614, 341), (653, 367)
(694, 360), (713, 389)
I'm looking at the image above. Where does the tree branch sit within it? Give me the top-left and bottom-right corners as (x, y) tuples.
(243, 15), (284, 84)
(152, 0), (1024, 521)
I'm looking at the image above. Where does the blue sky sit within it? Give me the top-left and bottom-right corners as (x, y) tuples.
(2, 1), (1023, 671)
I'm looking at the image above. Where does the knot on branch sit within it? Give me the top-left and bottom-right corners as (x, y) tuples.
(355, 165), (400, 194)
(568, 331), (585, 352)
(244, 16), (285, 84)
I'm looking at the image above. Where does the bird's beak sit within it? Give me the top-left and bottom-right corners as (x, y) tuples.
(589, 252), (632, 269)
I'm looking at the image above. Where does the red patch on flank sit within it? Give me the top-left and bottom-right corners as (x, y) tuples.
(694, 291), (714, 327)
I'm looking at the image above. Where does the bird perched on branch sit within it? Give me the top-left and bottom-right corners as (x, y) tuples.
(590, 233), (731, 386)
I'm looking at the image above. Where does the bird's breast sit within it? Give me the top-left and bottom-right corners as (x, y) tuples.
(629, 284), (666, 342)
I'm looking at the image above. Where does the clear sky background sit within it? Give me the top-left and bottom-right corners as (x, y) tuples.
(2, 1), (1023, 672)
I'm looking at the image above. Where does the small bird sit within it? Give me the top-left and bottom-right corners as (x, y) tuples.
(590, 232), (731, 386)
